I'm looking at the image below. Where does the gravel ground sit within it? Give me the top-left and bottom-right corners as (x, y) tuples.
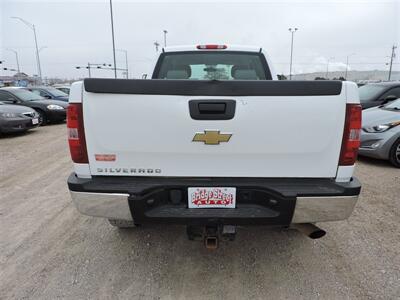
(0, 124), (399, 300)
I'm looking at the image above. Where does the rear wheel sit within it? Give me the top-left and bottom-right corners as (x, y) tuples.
(108, 219), (137, 228)
(389, 138), (400, 168)
(37, 109), (47, 125)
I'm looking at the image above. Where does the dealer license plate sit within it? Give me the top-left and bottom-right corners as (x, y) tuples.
(32, 118), (39, 125)
(188, 187), (236, 208)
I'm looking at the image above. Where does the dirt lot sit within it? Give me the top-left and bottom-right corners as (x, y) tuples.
(0, 124), (399, 300)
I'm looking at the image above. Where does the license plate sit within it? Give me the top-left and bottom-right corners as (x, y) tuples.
(32, 118), (39, 125)
(188, 187), (236, 208)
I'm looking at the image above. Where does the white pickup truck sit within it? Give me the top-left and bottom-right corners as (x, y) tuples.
(67, 44), (361, 246)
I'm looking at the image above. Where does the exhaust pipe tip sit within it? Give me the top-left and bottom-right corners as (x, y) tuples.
(308, 229), (326, 239)
(292, 223), (326, 239)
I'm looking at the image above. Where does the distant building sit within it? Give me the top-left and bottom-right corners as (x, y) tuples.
(0, 72), (39, 87)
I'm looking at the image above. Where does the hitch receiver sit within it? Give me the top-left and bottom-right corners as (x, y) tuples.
(186, 225), (237, 249)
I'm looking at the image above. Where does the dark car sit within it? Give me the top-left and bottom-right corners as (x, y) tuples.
(0, 87), (68, 124)
(359, 82), (400, 109)
(24, 86), (69, 102)
(0, 101), (39, 135)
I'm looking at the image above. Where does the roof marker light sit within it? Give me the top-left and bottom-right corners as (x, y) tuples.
(197, 45), (227, 50)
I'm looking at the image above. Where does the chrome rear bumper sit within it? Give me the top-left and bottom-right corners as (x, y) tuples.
(70, 191), (358, 224)
(70, 191), (132, 221)
(291, 195), (359, 223)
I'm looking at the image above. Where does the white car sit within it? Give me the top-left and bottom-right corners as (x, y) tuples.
(53, 84), (70, 95)
(66, 44), (362, 247)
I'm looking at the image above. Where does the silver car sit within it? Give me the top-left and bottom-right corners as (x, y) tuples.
(359, 99), (400, 167)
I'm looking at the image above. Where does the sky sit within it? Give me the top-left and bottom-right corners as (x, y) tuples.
(0, 0), (399, 79)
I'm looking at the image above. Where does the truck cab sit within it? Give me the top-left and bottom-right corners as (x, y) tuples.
(152, 44), (278, 80)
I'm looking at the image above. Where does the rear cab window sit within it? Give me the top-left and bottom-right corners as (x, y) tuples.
(152, 51), (272, 80)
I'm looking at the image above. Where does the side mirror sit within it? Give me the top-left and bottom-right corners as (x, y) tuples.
(141, 74), (148, 79)
(385, 95), (398, 101)
(7, 97), (18, 103)
(44, 95), (52, 99)
(381, 95), (398, 105)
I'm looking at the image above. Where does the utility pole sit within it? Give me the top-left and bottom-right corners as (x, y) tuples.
(288, 28), (298, 80)
(388, 45), (397, 81)
(109, 0), (117, 79)
(12, 17), (42, 83)
(154, 41), (160, 52)
(163, 30), (168, 47)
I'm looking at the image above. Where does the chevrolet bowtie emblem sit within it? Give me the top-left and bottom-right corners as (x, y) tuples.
(192, 130), (232, 145)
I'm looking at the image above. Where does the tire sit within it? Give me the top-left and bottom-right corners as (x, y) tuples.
(36, 109), (47, 125)
(389, 138), (400, 168)
(108, 219), (137, 228)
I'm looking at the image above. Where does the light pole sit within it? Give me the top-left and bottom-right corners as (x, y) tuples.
(38, 47), (48, 83)
(6, 49), (20, 73)
(345, 53), (356, 80)
(325, 57), (335, 79)
(109, 0), (117, 79)
(11, 17), (42, 83)
(116, 49), (128, 79)
(388, 45), (397, 81)
(288, 28), (298, 80)
(163, 30), (168, 47)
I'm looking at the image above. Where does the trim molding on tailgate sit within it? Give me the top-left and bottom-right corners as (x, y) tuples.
(83, 78), (343, 96)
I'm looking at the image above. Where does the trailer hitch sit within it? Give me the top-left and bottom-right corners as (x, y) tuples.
(186, 225), (237, 249)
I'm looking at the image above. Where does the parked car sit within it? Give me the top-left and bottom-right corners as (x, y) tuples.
(53, 85), (70, 95)
(0, 87), (68, 124)
(359, 99), (400, 167)
(67, 44), (362, 247)
(0, 101), (39, 135)
(358, 82), (400, 109)
(24, 86), (69, 102)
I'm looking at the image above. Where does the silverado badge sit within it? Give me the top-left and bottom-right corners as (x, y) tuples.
(192, 130), (232, 145)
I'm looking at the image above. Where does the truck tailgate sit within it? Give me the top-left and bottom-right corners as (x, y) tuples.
(82, 79), (346, 178)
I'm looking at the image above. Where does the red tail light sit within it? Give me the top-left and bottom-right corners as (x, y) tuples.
(197, 44), (227, 50)
(67, 103), (88, 163)
(339, 104), (362, 166)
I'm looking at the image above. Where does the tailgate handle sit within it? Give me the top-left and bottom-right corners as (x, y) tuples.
(198, 103), (226, 114)
(189, 100), (236, 120)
